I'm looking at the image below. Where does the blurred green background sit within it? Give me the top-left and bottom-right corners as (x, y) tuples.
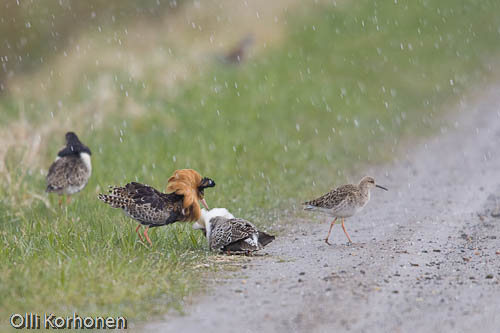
(1, 0), (500, 325)
(0, 0), (179, 88)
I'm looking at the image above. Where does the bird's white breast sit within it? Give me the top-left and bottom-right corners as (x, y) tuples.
(80, 152), (92, 173)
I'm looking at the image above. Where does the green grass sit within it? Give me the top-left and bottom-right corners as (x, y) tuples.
(1, 0), (500, 325)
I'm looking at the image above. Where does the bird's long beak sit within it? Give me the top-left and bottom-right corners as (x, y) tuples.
(201, 198), (209, 210)
(376, 184), (388, 191)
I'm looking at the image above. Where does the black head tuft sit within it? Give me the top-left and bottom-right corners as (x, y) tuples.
(199, 177), (216, 189)
(58, 132), (91, 157)
(65, 132), (80, 145)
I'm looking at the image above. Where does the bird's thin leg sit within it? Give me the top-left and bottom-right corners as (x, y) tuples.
(143, 226), (152, 246)
(135, 224), (145, 242)
(341, 218), (353, 244)
(58, 197), (63, 207)
(325, 217), (337, 245)
(66, 196), (72, 204)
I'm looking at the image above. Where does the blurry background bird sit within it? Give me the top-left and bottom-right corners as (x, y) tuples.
(217, 34), (254, 64)
(98, 169), (215, 245)
(46, 132), (92, 206)
(304, 176), (388, 245)
(193, 208), (275, 254)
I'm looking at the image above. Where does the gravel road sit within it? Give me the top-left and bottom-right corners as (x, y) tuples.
(140, 86), (500, 333)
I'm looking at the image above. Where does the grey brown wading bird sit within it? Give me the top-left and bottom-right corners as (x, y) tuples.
(193, 208), (275, 254)
(303, 176), (388, 245)
(98, 169), (215, 246)
(46, 132), (92, 205)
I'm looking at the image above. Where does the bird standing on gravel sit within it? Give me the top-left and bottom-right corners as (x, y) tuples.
(46, 132), (92, 205)
(98, 169), (215, 246)
(193, 208), (275, 254)
(303, 176), (388, 245)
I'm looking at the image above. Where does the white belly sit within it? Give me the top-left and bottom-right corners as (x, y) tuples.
(333, 205), (363, 218)
(308, 203), (365, 218)
(66, 182), (88, 194)
(80, 152), (92, 173)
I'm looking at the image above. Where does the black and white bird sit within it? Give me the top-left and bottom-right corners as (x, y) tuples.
(46, 132), (92, 205)
(193, 208), (275, 254)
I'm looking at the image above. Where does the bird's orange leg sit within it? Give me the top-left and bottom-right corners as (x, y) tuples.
(341, 218), (353, 244)
(66, 196), (72, 205)
(325, 217), (337, 245)
(143, 226), (152, 246)
(58, 197), (63, 207)
(135, 224), (145, 242)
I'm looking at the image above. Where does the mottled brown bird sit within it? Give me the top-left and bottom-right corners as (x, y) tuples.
(46, 132), (92, 205)
(98, 169), (215, 245)
(304, 176), (388, 245)
(193, 208), (275, 254)
(219, 35), (254, 64)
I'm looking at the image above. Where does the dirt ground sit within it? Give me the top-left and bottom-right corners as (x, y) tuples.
(137, 85), (500, 333)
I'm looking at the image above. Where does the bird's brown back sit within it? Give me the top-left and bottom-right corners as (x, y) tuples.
(304, 184), (359, 209)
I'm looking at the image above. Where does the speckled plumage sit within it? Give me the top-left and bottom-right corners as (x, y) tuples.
(194, 208), (275, 254)
(304, 183), (369, 218)
(98, 182), (187, 227)
(304, 176), (387, 245)
(46, 132), (91, 197)
(99, 170), (215, 245)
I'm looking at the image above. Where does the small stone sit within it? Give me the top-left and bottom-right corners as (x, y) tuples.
(299, 272), (306, 276)
(392, 290), (399, 294)
(433, 249), (441, 252)
(360, 270), (366, 274)
(410, 263), (419, 267)
(298, 278), (304, 283)
(486, 274), (494, 279)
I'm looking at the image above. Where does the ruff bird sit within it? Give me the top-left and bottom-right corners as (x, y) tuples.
(218, 35), (254, 64)
(46, 132), (92, 205)
(98, 169), (215, 245)
(304, 176), (388, 245)
(193, 208), (275, 254)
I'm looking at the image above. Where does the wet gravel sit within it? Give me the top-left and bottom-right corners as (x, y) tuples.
(139, 87), (500, 332)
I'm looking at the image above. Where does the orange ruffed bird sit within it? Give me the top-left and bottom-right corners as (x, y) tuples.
(98, 169), (215, 246)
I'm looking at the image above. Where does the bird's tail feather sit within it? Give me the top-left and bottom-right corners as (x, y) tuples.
(98, 190), (130, 209)
(303, 204), (316, 211)
(45, 185), (57, 193)
(258, 231), (275, 247)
